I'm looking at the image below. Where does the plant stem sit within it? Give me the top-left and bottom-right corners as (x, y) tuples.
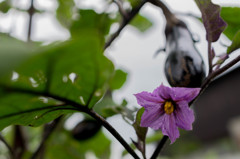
(113, 0), (128, 18)
(13, 125), (27, 159)
(150, 135), (168, 159)
(88, 109), (140, 159)
(31, 116), (62, 159)
(104, 0), (148, 49)
(195, 55), (240, 103)
(208, 42), (213, 74)
(148, 0), (179, 26)
(27, 0), (35, 42)
(143, 140), (147, 159)
(0, 134), (14, 158)
(213, 55), (240, 78)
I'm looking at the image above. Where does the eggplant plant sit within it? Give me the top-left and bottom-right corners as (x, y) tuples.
(0, 0), (240, 159)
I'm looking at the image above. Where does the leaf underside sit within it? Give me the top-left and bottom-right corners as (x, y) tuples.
(195, 0), (227, 42)
(0, 31), (114, 130)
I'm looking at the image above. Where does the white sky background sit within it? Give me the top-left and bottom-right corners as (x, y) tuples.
(0, 0), (240, 158)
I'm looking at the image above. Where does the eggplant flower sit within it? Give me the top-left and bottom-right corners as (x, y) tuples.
(134, 84), (200, 143)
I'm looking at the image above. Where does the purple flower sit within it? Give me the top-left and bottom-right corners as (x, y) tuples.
(134, 84), (200, 143)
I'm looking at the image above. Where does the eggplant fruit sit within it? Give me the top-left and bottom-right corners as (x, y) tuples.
(164, 21), (206, 87)
(72, 119), (101, 141)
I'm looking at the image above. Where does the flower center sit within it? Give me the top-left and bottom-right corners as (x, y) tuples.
(164, 101), (174, 114)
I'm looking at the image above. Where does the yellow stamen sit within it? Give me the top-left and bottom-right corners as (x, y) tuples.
(164, 101), (174, 114)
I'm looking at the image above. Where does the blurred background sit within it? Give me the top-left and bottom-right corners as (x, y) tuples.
(0, 0), (240, 159)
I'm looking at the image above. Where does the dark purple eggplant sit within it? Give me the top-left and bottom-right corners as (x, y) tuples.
(150, 0), (205, 87)
(164, 21), (206, 87)
(72, 119), (101, 141)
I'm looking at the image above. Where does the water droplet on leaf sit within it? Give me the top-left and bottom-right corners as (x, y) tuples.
(29, 77), (39, 87)
(11, 71), (19, 81)
(69, 73), (77, 83)
(38, 97), (48, 103)
(79, 96), (86, 105)
(62, 75), (68, 83)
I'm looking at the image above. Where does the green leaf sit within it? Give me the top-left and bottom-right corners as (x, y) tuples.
(0, 93), (76, 131)
(133, 108), (147, 142)
(46, 129), (111, 159)
(0, 0), (11, 13)
(48, 33), (114, 108)
(102, 100), (136, 122)
(227, 30), (240, 54)
(127, 0), (141, 8)
(132, 108), (148, 153)
(70, 10), (113, 41)
(221, 7), (240, 40)
(0, 33), (39, 76)
(56, 0), (75, 28)
(194, 0), (227, 42)
(109, 69), (127, 90)
(93, 92), (132, 119)
(146, 133), (163, 143)
(93, 92), (118, 117)
(130, 14), (153, 32)
(0, 31), (114, 130)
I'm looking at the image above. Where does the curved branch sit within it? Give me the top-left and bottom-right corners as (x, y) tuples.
(104, 0), (148, 49)
(148, 0), (179, 26)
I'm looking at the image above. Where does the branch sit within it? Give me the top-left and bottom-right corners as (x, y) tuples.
(198, 55), (240, 100)
(1, 86), (140, 159)
(150, 135), (168, 159)
(104, 0), (148, 49)
(13, 125), (27, 159)
(0, 134), (14, 158)
(88, 109), (140, 159)
(112, 0), (128, 18)
(148, 0), (179, 26)
(27, 0), (35, 42)
(31, 116), (62, 159)
(213, 55), (240, 78)
(208, 42), (213, 74)
(143, 140), (147, 159)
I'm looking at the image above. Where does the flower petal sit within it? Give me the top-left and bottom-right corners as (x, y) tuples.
(144, 110), (165, 130)
(140, 106), (164, 128)
(161, 114), (180, 144)
(134, 91), (163, 108)
(175, 101), (195, 130)
(153, 84), (172, 100)
(171, 87), (201, 102)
